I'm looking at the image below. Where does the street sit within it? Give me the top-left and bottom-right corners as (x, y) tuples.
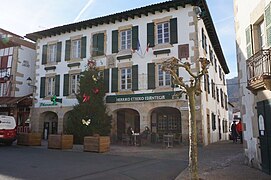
(0, 143), (187, 180)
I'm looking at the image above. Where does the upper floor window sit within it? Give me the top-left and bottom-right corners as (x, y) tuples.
(71, 39), (81, 59)
(42, 42), (62, 64)
(259, 21), (265, 49)
(92, 33), (104, 56)
(70, 74), (80, 94)
(157, 22), (170, 44)
(120, 68), (132, 90)
(120, 29), (132, 50)
(158, 64), (171, 86)
(48, 44), (57, 63)
(47, 77), (55, 96)
(202, 28), (207, 53)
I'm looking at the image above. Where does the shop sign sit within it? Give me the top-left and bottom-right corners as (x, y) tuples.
(106, 91), (180, 103)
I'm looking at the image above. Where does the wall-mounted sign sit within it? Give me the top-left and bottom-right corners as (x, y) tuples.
(106, 91), (181, 103)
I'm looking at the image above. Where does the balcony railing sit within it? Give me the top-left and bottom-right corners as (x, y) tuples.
(247, 49), (271, 93)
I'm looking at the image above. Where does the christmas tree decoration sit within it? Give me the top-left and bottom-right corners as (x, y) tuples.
(88, 59), (96, 68)
(92, 87), (99, 94)
(82, 119), (91, 126)
(65, 65), (111, 144)
(83, 93), (90, 102)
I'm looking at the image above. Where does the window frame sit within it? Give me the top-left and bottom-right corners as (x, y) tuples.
(157, 21), (170, 44)
(71, 39), (81, 59)
(48, 43), (57, 63)
(120, 29), (132, 50)
(120, 67), (132, 90)
(70, 74), (80, 94)
(158, 64), (171, 87)
(46, 76), (55, 96)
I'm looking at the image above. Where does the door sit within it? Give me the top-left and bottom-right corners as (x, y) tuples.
(117, 111), (125, 140)
(257, 100), (271, 174)
(43, 122), (49, 140)
(51, 122), (58, 134)
(207, 114), (210, 144)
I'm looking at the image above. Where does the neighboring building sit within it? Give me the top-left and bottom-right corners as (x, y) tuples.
(234, 0), (271, 174)
(26, 0), (229, 145)
(0, 28), (36, 129)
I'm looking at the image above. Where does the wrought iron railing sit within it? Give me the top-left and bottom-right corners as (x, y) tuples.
(247, 49), (271, 85)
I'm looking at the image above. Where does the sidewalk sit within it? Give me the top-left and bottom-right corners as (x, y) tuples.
(39, 140), (271, 179)
(175, 141), (271, 180)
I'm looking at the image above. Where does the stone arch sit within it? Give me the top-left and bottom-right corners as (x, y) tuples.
(39, 111), (58, 139)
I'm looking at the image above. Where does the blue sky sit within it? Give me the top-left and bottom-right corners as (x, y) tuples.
(0, 0), (236, 78)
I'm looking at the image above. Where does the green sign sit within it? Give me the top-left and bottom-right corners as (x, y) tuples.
(106, 91), (180, 103)
(40, 95), (62, 107)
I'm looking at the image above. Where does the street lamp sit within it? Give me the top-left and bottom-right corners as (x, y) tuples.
(26, 77), (36, 88)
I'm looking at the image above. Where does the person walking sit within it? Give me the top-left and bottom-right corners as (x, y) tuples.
(236, 118), (243, 144)
(231, 121), (238, 143)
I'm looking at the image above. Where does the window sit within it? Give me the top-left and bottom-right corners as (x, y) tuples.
(120, 68), (132, 90)
(216, 87), (219, 102)
(158, 64), (171, 86)
(48, 44), (57, 63)
(220, 89), (224, 108)
(202, 28), (207, 52)
(212, 113), (216, 131)
(157, 114), (180, 132)
(0, 83), (7, 96)
(157, 22), (170, 44)
(70, 74), (80, 94)
(47, 77), (55, 96)
(259, 21), (265, 49)
(120, 29), (132, 50)
(92, 33), (104, 56)
(71, 39), (81, 59)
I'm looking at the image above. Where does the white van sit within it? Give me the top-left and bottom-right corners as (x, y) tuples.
(0, 115), (17, 145)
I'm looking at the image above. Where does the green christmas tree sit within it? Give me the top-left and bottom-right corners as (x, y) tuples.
(65, 61), (111, 144)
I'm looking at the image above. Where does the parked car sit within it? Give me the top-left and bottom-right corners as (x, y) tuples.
(0, 115), (17, 145)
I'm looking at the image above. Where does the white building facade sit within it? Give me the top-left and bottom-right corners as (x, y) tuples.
(234, 0), (271, 174)
(26, 0), (229, 145)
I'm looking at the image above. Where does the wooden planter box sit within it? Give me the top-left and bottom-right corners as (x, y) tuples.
(17, 133), (42, 146)
(84, 136), (110, 153)
(48, 134), (73, 149)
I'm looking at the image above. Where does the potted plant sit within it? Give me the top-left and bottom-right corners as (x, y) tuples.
(65, 60), (111, 152)
(47, 134), (73, 149)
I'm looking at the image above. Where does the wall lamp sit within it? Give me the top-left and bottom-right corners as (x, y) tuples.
(27, 77), (36, 88)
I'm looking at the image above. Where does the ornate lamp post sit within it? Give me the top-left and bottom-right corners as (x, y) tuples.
(162, 57), (210, 180)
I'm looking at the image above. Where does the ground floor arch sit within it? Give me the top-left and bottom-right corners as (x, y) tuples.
(40, 111), (58, 139)
(150, 107), (182, 134)
(115, 108), (140, 140)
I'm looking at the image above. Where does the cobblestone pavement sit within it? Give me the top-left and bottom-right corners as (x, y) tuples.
(176, 141), (271, 180)
(39, 140), (271, 180)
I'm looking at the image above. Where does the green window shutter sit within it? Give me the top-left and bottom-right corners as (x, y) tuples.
(40, 77), (46, 98)
(147, 22), (155, 47)
(245, 26), (252, 58)
(65, 40), (71, 61)
(92, 34), (98, 57)
(147, 63), (155, 89)
(98, 33), (104, 56)
(56, 42), (62, 62)
(132, 65), (138, 91)
(265, 4), (271, 47)
(132, 26), (139, 50)
(104, 69), (109, 93)
(55, 75), (60, 96)
(170, 18), (178, 44)
(63, 74), (70, 96)
(111, 68), (118, 92)
(81, 36), (87, 58)
(42, 45), (47, 65)
(112, 30), (119, 53)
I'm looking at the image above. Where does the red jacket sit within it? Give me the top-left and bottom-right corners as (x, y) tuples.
(236, 122), (242, 132)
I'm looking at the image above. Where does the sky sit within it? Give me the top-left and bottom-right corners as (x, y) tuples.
(0, 0), (236, 78)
